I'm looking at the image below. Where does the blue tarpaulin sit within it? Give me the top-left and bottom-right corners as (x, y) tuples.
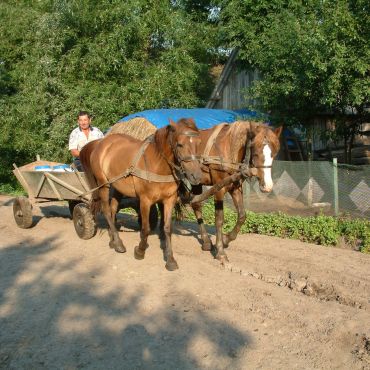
(118, 108), (263, 130)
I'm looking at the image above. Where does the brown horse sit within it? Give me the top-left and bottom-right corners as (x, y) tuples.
(80, 118), (203, 271)
(191, 121), (282, 262)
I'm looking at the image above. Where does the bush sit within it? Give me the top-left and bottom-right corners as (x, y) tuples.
(187, 200), (370, 253)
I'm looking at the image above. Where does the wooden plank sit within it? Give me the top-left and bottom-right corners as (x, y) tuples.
(74, 171), (91, 192)
(35, 173), (47, 198)
(12, 164), (34, 199)
(44, 172), (90, 200)
(45, 176), (63, 200)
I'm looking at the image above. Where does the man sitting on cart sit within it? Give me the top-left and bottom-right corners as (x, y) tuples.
(68, 111), (104, 171)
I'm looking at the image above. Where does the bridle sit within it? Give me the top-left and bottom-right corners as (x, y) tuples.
(164, 129), (202, 186)
(243, 137), (273, 171)
(171, 130), (202, 163)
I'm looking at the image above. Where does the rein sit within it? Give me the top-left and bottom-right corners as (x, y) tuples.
(163, 130), (202, 189)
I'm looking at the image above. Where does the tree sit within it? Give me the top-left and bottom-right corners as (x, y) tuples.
(0, 0), (217, 184)
(218, 0), (370, 161)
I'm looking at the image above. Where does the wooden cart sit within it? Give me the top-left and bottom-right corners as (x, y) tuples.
(12, 160), (158, 239)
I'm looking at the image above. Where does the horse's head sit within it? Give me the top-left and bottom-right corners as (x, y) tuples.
(167, 118), (203, 185)
(249, 124), (282, 193)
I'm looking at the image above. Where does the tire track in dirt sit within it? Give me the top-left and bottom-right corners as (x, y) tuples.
(215, 260), (368, 310)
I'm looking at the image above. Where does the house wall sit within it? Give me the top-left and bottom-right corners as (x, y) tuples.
(210, 67), (260, 110)
(206, 51), (369, 163)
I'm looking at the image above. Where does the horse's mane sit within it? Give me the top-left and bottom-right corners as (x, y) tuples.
(227, 120), (280, 161)
(227, 120), (254, 161)
(154, 126), (169, 154)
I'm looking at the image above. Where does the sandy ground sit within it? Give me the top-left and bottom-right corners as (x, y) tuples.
(0, 194), (369, 370)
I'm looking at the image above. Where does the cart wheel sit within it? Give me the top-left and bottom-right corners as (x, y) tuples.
(137, 204), (159, 231)
(68, 200), (80, 218)
(73, 203), (97, 240)
(13, 197), (33, 229)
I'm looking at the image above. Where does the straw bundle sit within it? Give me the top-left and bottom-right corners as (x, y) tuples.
(107, 117), (157, 140)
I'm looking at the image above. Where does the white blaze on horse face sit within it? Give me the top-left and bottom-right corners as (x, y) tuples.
(262, 144), (273, 192)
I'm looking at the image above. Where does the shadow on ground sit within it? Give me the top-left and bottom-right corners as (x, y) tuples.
(0, 234), (250, 369)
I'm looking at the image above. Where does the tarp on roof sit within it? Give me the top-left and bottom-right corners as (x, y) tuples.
(118, 108), (262, 130)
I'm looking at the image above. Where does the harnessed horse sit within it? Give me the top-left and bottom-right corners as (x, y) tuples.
(80, 118), (202, 271)
(191, 120), (282, 262)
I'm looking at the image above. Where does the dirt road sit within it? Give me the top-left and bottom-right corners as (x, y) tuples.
(0, 194), (369, 370)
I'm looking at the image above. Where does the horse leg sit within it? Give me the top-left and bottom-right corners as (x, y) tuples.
(162, 196), (179, 271)
(158, 202), (165, 240)
(110, 189), (122, 230)
(100, 187), (126, 253)
(222, 187), (246, 248)
(134, 198), (150, 260)
(191, 201), (213, 251)
(214, 194), (228, 262)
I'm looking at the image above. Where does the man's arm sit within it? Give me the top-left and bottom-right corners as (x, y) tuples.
(70, 149), (80, 158)
(69, 128), (79, 158)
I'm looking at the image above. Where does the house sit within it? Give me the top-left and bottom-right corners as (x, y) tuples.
(207, 50), (370, 164)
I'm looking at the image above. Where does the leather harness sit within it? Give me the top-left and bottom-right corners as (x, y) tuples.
(200, 123), (273, 172)
(79, 130), (199, 197)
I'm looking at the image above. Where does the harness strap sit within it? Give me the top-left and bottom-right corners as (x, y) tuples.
(203, 123), (228, 157)
(78, 135), (177, 198)
(131, 168), (175, 182)
(202, 156), (241, 170)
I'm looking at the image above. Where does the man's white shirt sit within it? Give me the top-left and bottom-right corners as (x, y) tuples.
(68, 126), (104, 154)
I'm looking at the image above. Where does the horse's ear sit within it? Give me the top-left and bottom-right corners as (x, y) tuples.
(274, 126), (283, 138)
(167, 119), (176, 132)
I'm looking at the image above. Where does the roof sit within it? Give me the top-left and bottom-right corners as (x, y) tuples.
(118, 108), (261, 130)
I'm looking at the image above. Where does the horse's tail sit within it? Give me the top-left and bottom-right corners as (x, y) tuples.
(174, 201), (185, 222)
(79, 141), (102, 218)
(174, 182), (193, 222)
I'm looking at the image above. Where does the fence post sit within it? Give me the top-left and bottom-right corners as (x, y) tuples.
(333, 158), (339, 216)
(307, 161), (313, 207)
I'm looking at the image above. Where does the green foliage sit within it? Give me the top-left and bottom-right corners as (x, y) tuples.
(218, 0), (370, 128)
(0, 182), (25, 196)
(0, 0), (217, 184)
(338, 217), (370, 253)
(188, 200), (370, 253)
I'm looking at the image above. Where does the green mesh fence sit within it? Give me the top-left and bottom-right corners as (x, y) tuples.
(225, 160), (370, 219)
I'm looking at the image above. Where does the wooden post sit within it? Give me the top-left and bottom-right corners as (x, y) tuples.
(333, 158), (339, 216)
(307, 161), (313, 207)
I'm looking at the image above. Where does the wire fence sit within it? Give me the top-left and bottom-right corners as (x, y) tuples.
(226, 160), (370, 219)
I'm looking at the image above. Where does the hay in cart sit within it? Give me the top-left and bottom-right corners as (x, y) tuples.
(107, 117), (157, 140)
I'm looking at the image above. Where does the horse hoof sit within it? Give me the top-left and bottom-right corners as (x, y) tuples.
(110, 240), (126, 253)
(222, 235), (230, 248)
(165, 260), (179, 271)
(134, 246), (145, 260)
(201, 240), (212, 251)
(115, 244), (126, 253)
(216, 254), (229, 263)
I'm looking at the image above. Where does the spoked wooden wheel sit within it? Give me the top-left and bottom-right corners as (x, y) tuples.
(73, 203), (97, 240)
(13, 197), (33, 229)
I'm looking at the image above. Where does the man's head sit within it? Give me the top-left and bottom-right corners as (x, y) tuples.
(78, 111), (91, 130)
